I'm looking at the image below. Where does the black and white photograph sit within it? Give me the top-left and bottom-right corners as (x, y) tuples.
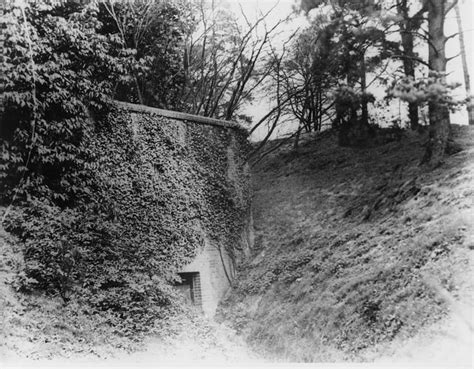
(0, 0), (473, 367)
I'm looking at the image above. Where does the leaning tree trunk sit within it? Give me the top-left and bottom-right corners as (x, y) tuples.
(423, 0), (451, 166)
(455, 1), (474, 125)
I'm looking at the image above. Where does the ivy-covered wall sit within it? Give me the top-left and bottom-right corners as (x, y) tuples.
(92, 102), (252, 315)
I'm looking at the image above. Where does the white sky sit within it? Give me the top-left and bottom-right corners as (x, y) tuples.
(225, 0), (474, 141)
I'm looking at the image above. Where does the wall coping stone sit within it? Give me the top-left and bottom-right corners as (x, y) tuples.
(114, 101), (248, 133)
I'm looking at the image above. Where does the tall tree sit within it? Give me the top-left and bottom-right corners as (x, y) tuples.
(300, 0), (393, 145)
(181, 0), (283, 121)
(393, 0), (426, 130)
(423, 0), (457, 165)
(454, 0), (473, 125)
(271, 24), (339, 134)
(303, 0), (462, 164)
(99, 0), (193, 109)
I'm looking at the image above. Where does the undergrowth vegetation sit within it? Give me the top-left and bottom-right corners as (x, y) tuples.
(0, 224), (249, 361)
(218, 126), (474, 362)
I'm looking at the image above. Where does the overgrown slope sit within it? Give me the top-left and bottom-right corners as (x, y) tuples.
(0, 221), (259, 363)
(218, 126), (473, 363)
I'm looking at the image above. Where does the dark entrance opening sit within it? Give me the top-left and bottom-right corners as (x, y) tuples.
(174, 272), (202, 308)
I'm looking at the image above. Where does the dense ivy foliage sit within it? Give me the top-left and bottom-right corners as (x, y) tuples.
(8, 107), (249, 332)
(0, 3), (129, 205)
(188, 122), (251, 271)
(1, 1), (250, 335)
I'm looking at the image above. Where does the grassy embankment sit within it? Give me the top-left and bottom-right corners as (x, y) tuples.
(219, 125), (473, 363)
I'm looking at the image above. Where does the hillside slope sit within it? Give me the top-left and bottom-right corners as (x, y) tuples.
(218, 126), (474, 363)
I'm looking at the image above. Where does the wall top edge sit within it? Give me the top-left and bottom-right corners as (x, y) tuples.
(114, 101), (248, 133)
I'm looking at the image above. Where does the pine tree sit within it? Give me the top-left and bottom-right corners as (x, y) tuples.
(423, 0), (455, 166)
(454, 1), (474, 125)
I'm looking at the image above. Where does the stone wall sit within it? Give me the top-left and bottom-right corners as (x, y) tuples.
(114, 101), (253, 317)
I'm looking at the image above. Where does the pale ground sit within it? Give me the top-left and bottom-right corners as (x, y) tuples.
(377, 305), (473, 366)
(0, 309), (265, 368)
